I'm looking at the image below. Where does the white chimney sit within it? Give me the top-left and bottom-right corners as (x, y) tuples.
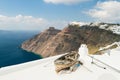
(78, 44), (89, 60)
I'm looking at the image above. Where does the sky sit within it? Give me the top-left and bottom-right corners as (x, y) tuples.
(0, 0), (120, 31)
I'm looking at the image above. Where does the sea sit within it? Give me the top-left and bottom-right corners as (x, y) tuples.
(0, 31), (42, 67)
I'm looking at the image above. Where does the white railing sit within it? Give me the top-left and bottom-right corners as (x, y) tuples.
(99, 42), (120, 51)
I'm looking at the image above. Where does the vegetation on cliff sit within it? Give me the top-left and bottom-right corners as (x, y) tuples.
(21, 23), (120, 57)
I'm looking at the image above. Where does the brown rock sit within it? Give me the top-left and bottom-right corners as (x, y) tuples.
(21, 25), (120, 58)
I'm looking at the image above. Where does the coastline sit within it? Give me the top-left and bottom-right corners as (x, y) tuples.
(20, 47), (43, 59)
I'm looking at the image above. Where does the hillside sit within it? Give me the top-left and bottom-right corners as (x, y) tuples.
(21, 23), (120, 57)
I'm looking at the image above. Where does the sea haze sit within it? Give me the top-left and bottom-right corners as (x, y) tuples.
(0, 30), (42, 67)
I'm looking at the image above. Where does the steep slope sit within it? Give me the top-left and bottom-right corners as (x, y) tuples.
(21, 27), (61, 57)
(21, 23), (120, 57)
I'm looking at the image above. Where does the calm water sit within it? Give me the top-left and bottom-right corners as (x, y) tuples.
(0, 31), (42, 67)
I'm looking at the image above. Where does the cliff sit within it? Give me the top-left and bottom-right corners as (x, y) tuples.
(21, 23), (120, 58)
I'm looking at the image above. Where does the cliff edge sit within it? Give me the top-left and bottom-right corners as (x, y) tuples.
(21, 23), (120, 58)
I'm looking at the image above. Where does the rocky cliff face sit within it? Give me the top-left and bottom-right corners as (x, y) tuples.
(21, 23), (120, 58)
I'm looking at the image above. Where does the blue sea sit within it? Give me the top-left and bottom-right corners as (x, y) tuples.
(0, 31), (42, 67)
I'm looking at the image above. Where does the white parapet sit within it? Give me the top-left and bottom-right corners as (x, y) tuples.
(0, 45), (120, 80)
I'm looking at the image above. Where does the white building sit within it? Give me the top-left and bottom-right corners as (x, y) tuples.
(0, 45), (120, 80)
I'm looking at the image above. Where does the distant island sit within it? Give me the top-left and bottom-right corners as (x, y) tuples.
(21, 22), (120, 58)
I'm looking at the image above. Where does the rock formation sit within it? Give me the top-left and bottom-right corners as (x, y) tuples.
(21, 23), (120, 58)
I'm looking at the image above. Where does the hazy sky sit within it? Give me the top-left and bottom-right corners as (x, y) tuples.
(0, 0), (120, 31)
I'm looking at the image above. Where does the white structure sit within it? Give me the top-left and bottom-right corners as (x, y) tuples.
(78, 44), (89, 60)
(108, 25), (120, 34)
(0, 44), (120, 80)
(98, 24), (120, 35)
